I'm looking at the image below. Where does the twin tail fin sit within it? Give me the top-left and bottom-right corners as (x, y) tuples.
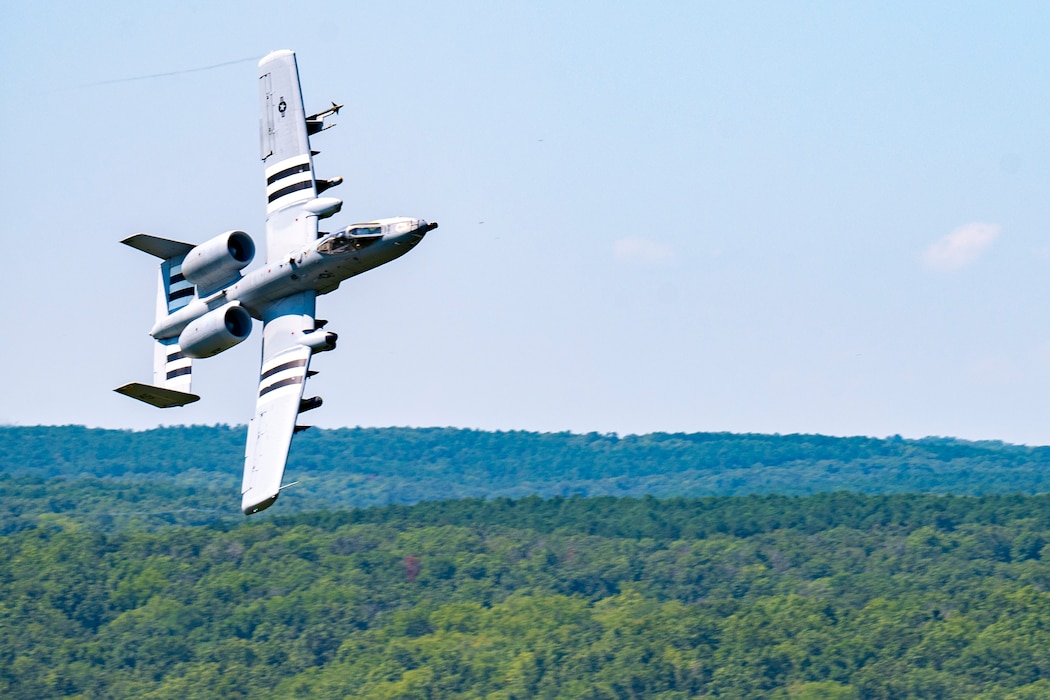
(114, 234), (200, 408)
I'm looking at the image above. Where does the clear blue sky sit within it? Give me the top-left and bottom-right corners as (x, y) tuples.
(3, 2), (1050, 444)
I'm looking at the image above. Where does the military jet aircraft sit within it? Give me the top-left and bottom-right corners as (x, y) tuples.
(115, 50), (437, 514)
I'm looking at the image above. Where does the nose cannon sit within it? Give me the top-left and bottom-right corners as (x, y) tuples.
(392, 218), (438, 245)
(385, 218), (438, 238)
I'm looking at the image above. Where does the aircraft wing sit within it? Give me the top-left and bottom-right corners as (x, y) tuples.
(259, 50), (324, 261)
(241, 50), (342, 515)
(240, 291), (319, 514)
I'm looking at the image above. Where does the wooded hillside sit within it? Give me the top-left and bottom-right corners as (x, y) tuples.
(3, 425), (1050, 524)
(5, 426), (1050, 697)
(5, 493), (1050, 698)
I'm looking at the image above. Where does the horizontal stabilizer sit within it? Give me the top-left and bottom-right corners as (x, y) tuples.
(114, 382), (200, 408)
(122, 234), (195, 260)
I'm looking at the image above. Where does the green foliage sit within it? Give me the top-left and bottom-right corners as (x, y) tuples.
(5, 493), (1050, 696)
(4, 426), (1050, 526)
(0, 474), (230, 533)
(7, 426), (1050, 695)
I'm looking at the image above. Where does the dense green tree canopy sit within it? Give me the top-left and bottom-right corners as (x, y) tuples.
(4, 493), (1050, 697)
(6, 426), (1050, 696)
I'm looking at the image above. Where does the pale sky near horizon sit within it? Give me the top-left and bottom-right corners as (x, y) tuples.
(3, 2), (1050, 444)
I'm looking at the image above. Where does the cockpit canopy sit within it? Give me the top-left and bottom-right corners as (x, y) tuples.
(316, 218), (428, 256)
(345, 225), (382, 237)
(317, 223), (384, 255)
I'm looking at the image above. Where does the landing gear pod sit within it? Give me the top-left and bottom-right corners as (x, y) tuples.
(301, 330), (338, 353)
(179, 303), (253, 358)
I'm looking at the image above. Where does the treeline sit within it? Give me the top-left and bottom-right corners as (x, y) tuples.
(5, 493), (1050, 697)
(3, 426), (1050, 517)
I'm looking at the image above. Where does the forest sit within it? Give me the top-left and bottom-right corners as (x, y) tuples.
(4, 425), (1050, 524)
(5, 493), (1050, 697)
(5, 426), (1050, 697)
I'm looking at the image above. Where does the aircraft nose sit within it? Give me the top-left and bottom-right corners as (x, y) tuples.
(386, 219), (438, 248)
(403, 219), (438, 243)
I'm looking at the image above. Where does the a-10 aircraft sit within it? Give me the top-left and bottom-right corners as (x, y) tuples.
(115, 50), (437, 515)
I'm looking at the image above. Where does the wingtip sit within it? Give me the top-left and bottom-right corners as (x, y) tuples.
(242, 491), (280, 515)
(259, 49), (295, 67)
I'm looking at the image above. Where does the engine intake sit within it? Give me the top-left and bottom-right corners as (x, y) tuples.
(178, 303), (253, 358)
(181, 230), (255, 294)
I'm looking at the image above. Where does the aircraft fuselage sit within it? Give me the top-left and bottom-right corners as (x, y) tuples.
(150, 217), (435, 339)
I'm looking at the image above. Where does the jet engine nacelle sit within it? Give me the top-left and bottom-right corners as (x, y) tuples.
(178, 303), (253, 359)
(181, 230), (256, 292)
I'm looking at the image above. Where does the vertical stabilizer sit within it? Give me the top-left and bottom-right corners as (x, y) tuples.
(153, 251), (194, 393)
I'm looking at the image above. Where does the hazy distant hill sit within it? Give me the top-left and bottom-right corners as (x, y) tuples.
(2, 425), (1050, 528)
